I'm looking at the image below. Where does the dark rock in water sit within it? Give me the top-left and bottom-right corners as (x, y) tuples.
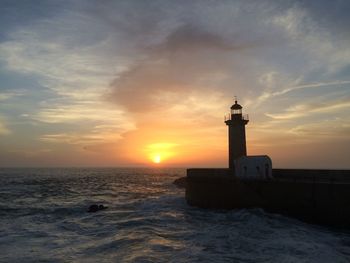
(88, 204), (98, 212)
(88, 204), (108, 213)
(173, 177), (187, 189)
(99, 205), (106, 210)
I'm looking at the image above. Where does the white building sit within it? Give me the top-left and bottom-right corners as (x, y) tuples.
(234, 155), (272, 180)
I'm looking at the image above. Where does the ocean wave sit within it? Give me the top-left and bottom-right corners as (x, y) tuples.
(1, 168), (349, 263)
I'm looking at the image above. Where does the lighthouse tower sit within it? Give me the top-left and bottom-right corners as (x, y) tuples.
(225, 99), (249, 169)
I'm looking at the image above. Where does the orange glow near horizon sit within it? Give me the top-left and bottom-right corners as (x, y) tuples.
(146, 142), (177, 164)
(114, 117), (229, 167)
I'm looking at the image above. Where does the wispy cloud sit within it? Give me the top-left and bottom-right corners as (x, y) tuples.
(289, 119), (350, 139)
(0, 119), (10, 135)
(254, 80), (350, 108)
(266, 97), (350, 120)
(0, 90), (25, 101)
(272, 4), (350, 73)
(32, 102), (130, 125)
(39, 132), (120, 145)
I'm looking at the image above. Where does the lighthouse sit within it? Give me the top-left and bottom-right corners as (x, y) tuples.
(225, 99), (249, 169)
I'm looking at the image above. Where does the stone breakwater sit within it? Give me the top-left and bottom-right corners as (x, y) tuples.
(184, 168), (350, 226)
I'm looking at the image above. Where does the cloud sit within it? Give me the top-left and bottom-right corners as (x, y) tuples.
(0, 31), (115, 98)
(105, 0), (350, 117)
(3, 0), (348, 116)
(265, 97), (350, 120)
(1, 0), (350, 167)
(289, 120), (350, 138)
(0, 90), (25, 101)
(39, 132), (119, 145)
(153, 25), (254, 53)
(0, 120), (10, 135)
(0, 10), (136, 147)
(271, 4), (350, 73)
(252, 80), (350, 108)
(34, 102), (135, 148)
(32, 102), (130, 125)
(108, 24), (263, 113)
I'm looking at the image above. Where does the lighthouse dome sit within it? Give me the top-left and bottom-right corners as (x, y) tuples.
(230, 100), (242, 110)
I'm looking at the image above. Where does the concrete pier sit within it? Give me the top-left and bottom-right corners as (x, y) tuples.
(186, 168), (350, 226)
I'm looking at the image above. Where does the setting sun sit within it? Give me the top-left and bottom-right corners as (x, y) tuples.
(153, 155), (161, 163)
(145, 142), (178, 164)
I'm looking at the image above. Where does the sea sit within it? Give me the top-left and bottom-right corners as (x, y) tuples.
(1, 168), (350, 263)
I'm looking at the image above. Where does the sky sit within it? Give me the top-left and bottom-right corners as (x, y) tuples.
(0, 0), (349, 168)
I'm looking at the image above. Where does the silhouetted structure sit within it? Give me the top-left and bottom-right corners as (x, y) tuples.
(185, 99), (350, 227)
(225, 100), (248, 168)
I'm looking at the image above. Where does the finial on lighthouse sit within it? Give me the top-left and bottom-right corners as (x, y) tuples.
(234, 95), (238, 104)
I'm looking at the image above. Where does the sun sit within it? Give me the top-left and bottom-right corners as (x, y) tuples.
(152, 155), (161, 164)
(146, 142), (178, 164)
